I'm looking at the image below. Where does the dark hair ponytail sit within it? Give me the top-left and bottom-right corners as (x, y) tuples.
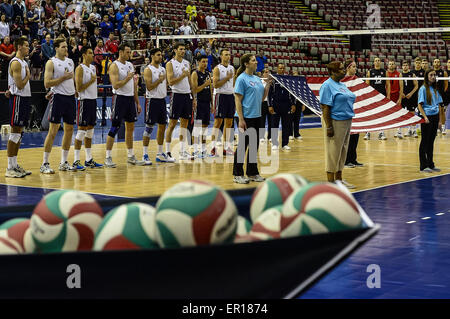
(423, 69), (438, 105)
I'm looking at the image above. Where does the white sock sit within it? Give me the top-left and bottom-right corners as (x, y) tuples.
(127, 149), (134, 157)
(166, 143), (171, 153)
(85, 148), (92, 161)
(211, 140), (216, 149)
(7, 157), (14, 170)
(13, 156), (17, 167)
(61, 150), (69, 164)
(202, 143), (206, 152)
(74, 149), (80, 162)
(194, 143), (199, 153)
(143, 146), (148, 156)
(43, 152), (50, 164)
(157, 144), (163, 154)
(180, 141), (185, 153)
(106, 150), (112, 158)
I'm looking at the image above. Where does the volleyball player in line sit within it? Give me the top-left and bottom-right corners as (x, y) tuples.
(6, 37), (32, 178)
(432, 58), (448, 135)
(41, 38), (77, 174)
(142, 48), (174, 164)
(73, 46), (104, 170)
(398, 60), (418, 138)
(105, 43), (144, 168)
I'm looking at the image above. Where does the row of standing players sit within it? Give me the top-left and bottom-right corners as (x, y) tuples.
(5, 39), (298, 179)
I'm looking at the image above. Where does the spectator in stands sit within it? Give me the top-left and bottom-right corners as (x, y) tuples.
(180, 19), (193, 36)
(30, 37), (42, 79)
(418, 69), (443, 173)
(89, 26), (101, 48)
(0, 14), (9, 38)
(173, 22), (181, 35)
(68, 36), (81, 65)
(115, 4), (125, 30)
(41, 32), (54, 63)
(105, 32), (118, 55)
(124, 0), (135, 20)
(151, 25), (162, 36)
(26, 2), (38, 38)
(100, 14), (114, 42)
(79, 0), (92, 14)
(12, 0), (25, 22)
(184, 42), (193, 65)
(122, 24), (135, 49)
(0, 35), (15, 79)
(149, 11), (163, 28)
(136, 30), (146, 50)
(196, 10), (206, 33)
(185, 1), (196, 21)
(44, 0), (53, 18)
(1, 0), (14, 22)
(91, 5), (101, 23)
(55, 0), (66, 19)
(94, 38), (106, 71)
(256, 49), (267, 74)
(10, 15), (22, 40)
(320, 61), (356, 188)
(194, 43), (206, 57)
(138, 5), (150, 26)
(205, 10), (216, 33)
(111, 0), (120, 11)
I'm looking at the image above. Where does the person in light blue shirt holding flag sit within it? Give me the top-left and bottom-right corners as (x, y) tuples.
(233, 53), (272, 184)
(417, 69), (444, 173)
(319, 61), (356, 188)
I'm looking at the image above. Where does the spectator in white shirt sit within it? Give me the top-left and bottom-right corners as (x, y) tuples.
(205, 10), (217, 33)
(179, 19), (193, 35)
(0, 14), (9, 38)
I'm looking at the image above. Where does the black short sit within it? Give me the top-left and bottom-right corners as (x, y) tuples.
(145, 98), (167, 125)
(196, 100), (211, 126)
(401, 96), (416, 112)
(111, 95), (137, 124)
(48, 94), (76, 124)
(169, 93), (192, 120)
(214, 93), (235, 119)
(77, 99), (97, 127)
(9, 95), (31, 127)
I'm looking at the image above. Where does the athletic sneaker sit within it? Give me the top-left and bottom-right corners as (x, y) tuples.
(260, 138), (266, 144)
(378, 132), (387, 140)
(59, 161), (77, 172)
(289, 136), (294, 140)
(405, 129), (413, 137)
(364, 132), (370, 140)
(233, 175), (249, 184)
(5, 167), (25, 178)
(282, 145), (291, 151)
(420, 168), (433, 173)
(223, 148), (234, 156)
(345, 163), (356, 168)
(413, 131), (418, 138)
(394, 132), (403, 139)
(272, 145), (279, 151)
(143, 154), (152, 165)
(353, 161), (364, 167)
(85, 159), (103, 168)
(295, 134), (303, 140)
(248, 175), (265, 182)
(431, 167), (441, 172)
(216, 141), (223, 147)
(442, 125), (447, 135)
(179, 151), (194, 161)
(72, 160), (86, 171)
(16, 165), (31, 176)
(166, 152), (176, 163)
(128, 155), (145, 166)
(40, 163), (54, 174)
(104, 157), (117, 168)
(210, 147), (219, 157)
(340, 180), (356, 189)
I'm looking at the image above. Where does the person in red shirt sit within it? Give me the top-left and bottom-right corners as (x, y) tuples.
(387, 59), (403, 106)
(105, 32), (119, 56)
(0, 36), (16, 79)
(196, 10), (207, 32)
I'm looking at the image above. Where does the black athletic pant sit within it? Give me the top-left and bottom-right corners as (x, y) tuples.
(260, 101), (272, 139)
(233, 117), (260, 177)
(345, 133), (360, 164)
(271, 112), (292, 147)
(291, 106), (302, 137)
(419, 114), (439, 170)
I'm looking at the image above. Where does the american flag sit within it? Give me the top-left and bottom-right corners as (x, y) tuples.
(272, 75), (424, 133)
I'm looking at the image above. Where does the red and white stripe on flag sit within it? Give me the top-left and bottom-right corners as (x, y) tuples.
(306, 75), (424, 133)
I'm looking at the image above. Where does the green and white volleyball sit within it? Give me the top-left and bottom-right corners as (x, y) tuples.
(30, 190), (103, 253)
(94, 202), (159, 251)
(249, 205), (284, 240)
(155, 180), (238, 248)
(0, 218), (35, 253)
(282, 182), (363, 236)
(250, 173), (309, 223)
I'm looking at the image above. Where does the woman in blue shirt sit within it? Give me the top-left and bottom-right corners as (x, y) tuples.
(233, 53), (272, 184)
(319, 61), (356, 188)
(417, 69), (444, 172)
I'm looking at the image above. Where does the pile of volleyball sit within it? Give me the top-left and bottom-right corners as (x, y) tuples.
(0, 174), (365, 255)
